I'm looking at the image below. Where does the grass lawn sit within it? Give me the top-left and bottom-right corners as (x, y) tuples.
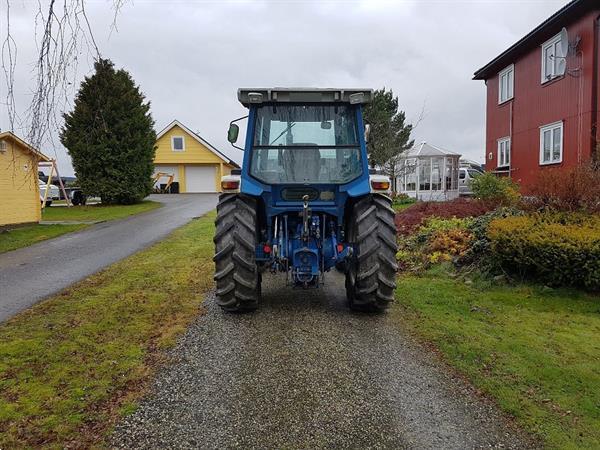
(42, 200), (160, 222)
(392, 202), (414, 212)
(0, 212), (215, 448)
(393, 265), (600, 449)
(392, 198), (416, 212)
(0, 224), (87, 254)
(0, 201), (161, 255)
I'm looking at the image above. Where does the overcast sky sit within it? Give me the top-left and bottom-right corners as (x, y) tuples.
(2, 0), (570, 176)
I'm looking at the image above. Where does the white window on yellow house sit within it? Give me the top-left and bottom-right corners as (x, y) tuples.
(171, 136), (185, 152)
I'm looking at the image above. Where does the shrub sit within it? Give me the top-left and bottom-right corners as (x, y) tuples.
(426, 228), (473, 263)
(460, 207), (523, 265)
(395, 198), (493, 235)
(414, 216), (472, 243)
(487, 214), (600, 289)
(471, 172), (520, 206)
(528, 163), (600, 213)
(398, 217), (473, 270)
(391, 193), (416, 211)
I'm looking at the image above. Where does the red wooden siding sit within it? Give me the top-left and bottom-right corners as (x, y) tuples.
(483, 9), (600, 190)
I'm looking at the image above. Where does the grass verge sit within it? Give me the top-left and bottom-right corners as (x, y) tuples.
(0, 212), (215, 448)
(0, 224), (88, 254)
(42, 200), (160, 222)
(393, 265), (600, 449)
(392, 197), (416, 212)
(0, 201), (161, 254)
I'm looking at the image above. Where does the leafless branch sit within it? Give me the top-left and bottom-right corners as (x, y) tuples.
(2, 1), (127, 153)
(25, 0), (99, 152)
(1, 0), (18, 131)
(109, 0), (129, 35)
(410, 100), (427, 131)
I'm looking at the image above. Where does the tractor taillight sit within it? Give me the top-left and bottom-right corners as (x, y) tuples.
(221, 180), (240, 190)
(263, 244), (272, 254)
(371, 180), (390, 190)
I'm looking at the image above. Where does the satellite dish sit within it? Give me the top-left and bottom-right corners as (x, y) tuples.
(559, 27), (569, 58)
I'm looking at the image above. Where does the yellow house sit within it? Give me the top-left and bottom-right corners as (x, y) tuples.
(154, 120), (239, 193)
(0, 132), (50, 227)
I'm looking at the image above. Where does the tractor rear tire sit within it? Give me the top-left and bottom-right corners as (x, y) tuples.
(347, 194), (398, 312)
(213, 194), (260, 312)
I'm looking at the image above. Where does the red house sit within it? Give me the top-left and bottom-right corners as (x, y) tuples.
(473, 0), (600, 190)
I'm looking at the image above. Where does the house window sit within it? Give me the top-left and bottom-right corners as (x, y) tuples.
(497, 137), (511, 167)
(541, 33), (566, 83)
(539, 121), (563, 165)
(498, 65), (514, 103)
(171, 136), (185, 151)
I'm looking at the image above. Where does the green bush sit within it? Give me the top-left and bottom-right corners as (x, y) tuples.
(471, 172), (520, 206)
(487, 214), (600, 289)
(391, 193), (416, 211)
(461, 207), (523, 265)
(397, 217), (472, 270)
(414, 217), (471, 244)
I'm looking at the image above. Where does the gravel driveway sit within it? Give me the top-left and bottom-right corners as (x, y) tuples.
(0, 194), (216, 322)
(112, 272), (535, 449)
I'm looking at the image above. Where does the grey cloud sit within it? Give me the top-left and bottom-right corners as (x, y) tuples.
(2, 0), (569, 175)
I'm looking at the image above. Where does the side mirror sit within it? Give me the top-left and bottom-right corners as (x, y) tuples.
(364, 123), (371, 143)
(227, 123), (239, 144)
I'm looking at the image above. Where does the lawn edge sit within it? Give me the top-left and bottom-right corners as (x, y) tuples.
(391, 277), (543, 449)
(0, 200), (163, 255)
(0, 211), (216, 448)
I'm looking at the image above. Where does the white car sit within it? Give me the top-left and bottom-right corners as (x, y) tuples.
(39, 179), (60, 207)
(458, 168), (483, 196)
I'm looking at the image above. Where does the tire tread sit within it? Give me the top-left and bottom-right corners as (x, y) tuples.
(347, 194), (398, 312)
(213, 194), (259, 312)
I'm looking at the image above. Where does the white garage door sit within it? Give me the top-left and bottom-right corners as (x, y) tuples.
(185, 165), (216, 193)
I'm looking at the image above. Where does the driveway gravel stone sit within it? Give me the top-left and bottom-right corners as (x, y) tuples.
(111, 272), (536, 449)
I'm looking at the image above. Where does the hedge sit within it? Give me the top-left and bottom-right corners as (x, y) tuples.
(487, 215), (600, 289)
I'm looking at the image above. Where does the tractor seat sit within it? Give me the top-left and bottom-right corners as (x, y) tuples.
(283, 145), (321, 183)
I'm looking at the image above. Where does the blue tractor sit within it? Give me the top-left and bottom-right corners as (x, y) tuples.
(214, 88), (397, 312)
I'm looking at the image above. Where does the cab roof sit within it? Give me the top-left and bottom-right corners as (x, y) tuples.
(237, 88), (373, 107)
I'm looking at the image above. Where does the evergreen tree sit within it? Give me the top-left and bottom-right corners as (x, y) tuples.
(61, 59), (156, 204)
(363, 88), (414, 180)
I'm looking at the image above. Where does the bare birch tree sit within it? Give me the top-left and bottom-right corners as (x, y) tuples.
(2, 0), (125, 150)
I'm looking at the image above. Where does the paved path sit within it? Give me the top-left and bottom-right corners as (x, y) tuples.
(0, 194), (217, 323)
(112, 273), (535, 450)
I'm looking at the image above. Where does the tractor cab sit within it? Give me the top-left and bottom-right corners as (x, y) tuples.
(215, 89), (396, 312)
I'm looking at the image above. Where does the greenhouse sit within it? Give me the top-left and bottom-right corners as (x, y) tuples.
(395, 142), (461, 201)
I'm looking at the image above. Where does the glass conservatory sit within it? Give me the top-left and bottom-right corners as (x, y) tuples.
(395, 142), (461, 201)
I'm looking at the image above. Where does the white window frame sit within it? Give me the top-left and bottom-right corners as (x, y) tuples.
(171, 136), (185, 152)
(539, 121), (563, 165)
(497, 137), (511, 168)
(498, 64), (514, 104)
(541, 33), (565, 84)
